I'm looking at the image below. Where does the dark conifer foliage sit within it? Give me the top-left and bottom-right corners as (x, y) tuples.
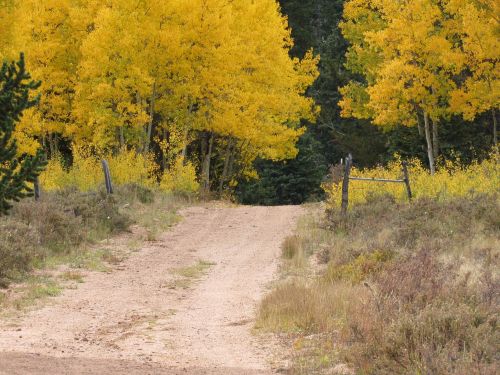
(0, 54), (46, 215)
(238, 0), (386, 205)
(237, 132), (327, 205)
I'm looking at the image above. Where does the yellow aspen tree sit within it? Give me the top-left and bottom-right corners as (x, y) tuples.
(340, 0), (465, 174)
(447, 0), (500, 145)
(139, 1), (191, 157)
(171, 0), (319, 191)
(10, 0), (80, 155)
(12, 0), (318, 192)
(73, 0), (152, 150)
(0, 1), (15, 60)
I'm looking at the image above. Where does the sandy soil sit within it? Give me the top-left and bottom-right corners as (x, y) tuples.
(0, 204), (301, 374)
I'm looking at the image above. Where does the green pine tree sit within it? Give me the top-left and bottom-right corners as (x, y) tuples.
(0, 53), (46, 215)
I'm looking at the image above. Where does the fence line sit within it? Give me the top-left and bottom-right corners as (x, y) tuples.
(340, 154), (412, 217)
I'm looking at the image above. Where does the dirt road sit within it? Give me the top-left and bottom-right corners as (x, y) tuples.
(0, 205), (301, 374)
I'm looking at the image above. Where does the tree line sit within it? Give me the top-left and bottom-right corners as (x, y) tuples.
(0, 0), (318, 195)
(339, 0), (498, 174)
(1, 0), (498, 205)
(239, 0), (498, 204)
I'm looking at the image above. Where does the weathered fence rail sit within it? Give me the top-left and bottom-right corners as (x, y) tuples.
(340, 154), (412, 217)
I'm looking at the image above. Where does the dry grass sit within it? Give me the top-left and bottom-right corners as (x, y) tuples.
(0, 184), (189, 310)
(59, 271), (84, 283)
(258, 195), (499, 374)
(282, 235), (302, 260)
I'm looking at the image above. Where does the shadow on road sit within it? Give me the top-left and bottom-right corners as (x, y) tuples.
(0, 352), (274, 375)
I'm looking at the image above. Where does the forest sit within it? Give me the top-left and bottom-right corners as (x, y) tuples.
(1, 0), (318, 200)
(241, 0), (498, 204)
(0, 1), (499, 374)
(1, 0), (497, 205)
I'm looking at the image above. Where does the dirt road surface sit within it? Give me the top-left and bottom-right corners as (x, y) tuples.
(0, 205), (301, 374)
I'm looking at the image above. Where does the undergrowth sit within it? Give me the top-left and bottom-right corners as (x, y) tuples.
(40, 147), (199, 195)
(0, 184), (189, 309)
(257, 195), (499, 374)
(323, 156), (498, 208)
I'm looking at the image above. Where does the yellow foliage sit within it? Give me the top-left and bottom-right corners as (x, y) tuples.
(160, 157), (199, 195)
(340, 0), (499, 136)
(324, 157), (499, 210)
(40, 147), (157, 191)
(107, 149), (158, 188)
(39, 156), (72, 191)
(3, 0), (318, 191)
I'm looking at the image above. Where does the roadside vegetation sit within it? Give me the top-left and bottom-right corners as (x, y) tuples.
(0, 185), (187, 311)
(324, 156), (499, 206)
(258, 181), (499, 374)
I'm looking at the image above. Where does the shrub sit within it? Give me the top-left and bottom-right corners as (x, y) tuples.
(115, 184), (155, 204)
(13, 199), (84, 250)
(260, 194), (500, 374)
(0, 188), (133, 286)
(0, 221), (40, 287)
(325, 249), (393, 284)
(160, 156), (199, 195)
(342, 250), (499, 374)
(57, 189), (131, 234)
(107, 148), (158, 187)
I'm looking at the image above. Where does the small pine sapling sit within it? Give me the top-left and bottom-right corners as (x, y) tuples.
(0, 53), (46, 215)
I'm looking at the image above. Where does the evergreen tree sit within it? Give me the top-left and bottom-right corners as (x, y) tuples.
(237, 132), (327, 205)
(237, 0), (388, 205)
(0, 54), (46, 215)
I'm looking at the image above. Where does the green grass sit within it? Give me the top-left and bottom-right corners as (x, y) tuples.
(6, 276), (62, 311)
(124, 192), (185, 241)
(165, 260), (216, 290)
(173, 260), (216, 278)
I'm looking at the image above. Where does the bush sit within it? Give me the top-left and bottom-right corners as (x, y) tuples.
(59, 189), (131, 234)
(0, 221), (40, 287)
(325, 249), (393, 284)
(259, 194), (500, 374)
(0, 188), (133, 286)
(160, 156), (199, 195)
(115, 184), (155, 204)
(13, 199), (84, 250)
(345, 251), (499, 374)
(39, 147), (158, 192)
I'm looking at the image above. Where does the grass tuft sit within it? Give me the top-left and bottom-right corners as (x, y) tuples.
(165, 260), (216, 290)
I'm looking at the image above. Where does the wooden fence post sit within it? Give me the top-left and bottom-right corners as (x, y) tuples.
(402, 161), (412, 201)
(341, 154), (352, 217)
(101, 159), (113, 194)
(34, 176), (40, 201)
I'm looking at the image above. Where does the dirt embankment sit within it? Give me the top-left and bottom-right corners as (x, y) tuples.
(0, 204), (302, 374)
